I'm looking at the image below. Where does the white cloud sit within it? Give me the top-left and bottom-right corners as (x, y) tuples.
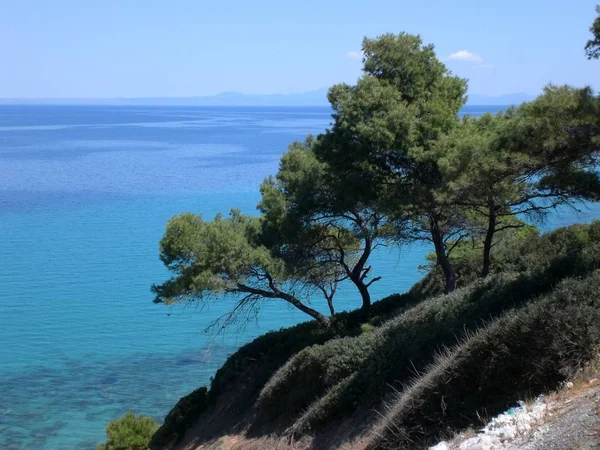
(448, 50), (483, 63)
(347, 50), (363, 59)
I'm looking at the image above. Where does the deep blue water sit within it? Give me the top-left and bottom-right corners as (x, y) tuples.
(0, 105), (598, 449)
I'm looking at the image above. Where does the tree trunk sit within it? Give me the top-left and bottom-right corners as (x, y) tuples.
(350, 227), (373, 322)
(350, 276), (371, 322)
(430, 215), (456, 294)
(278, 291), (331, 327)
(481, 203), (497, 278)
(326, 297), (335, 316)
(237, 283), (331, 327)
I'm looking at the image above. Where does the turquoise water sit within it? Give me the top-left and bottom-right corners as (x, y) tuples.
(0, 105), (598, 449)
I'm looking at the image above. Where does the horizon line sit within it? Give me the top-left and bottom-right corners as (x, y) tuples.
(0, 91), (537, 102)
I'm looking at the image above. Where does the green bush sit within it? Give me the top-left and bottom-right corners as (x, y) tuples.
(210, 291), (421, 398)
(368, 271), (600, 449)
(152, 290), (421, 444)
(415, 221), (600, 297)
(360, 323), (376, 334)
(255, 333), (381, 425)
(149, 387), (208, 448)
(412, 224), (539, 297)
(97, 411), (158, 450)
(154, 221), (600, 446)
(283, 221), (600, 434)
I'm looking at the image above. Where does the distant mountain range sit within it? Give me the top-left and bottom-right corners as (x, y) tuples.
(0, 89), (535, 106)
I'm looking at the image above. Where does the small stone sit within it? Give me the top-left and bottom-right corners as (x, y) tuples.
(566, 381), (574, 389)
(430, 442), (450, 450)
(459, 437), (481, 449)
(459, 435), (501, 449)
(588, 377), (598, 385)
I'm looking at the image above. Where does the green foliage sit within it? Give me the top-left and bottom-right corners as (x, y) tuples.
(310, 33), (472, 294)
(209, 291), (421, 406)
(317, 33), (467, 197)
(510, 85), (600, 168)
(585, 5), (600, 59)
(259, 136), (393, 319)
(150, 291), (421, 445)
(362, 33), (466, 111)
(258, 138), (360, 281)
(278, 222), (600, 434)
(256, 333), (381, 424)
(152, 221), (600, 448)
(369, 271), (600, 449)
(434, 85), (600, 278)
(150, 28), (600, 449)
(97, 412), (158, 450)
(360, 323), (375, 334)
(153, 31), (600, 325)
(420, 220), (600, 297)
(152, 209), (332, 327)
(152, 210), (272, 302)
(149, 387), (208, 448)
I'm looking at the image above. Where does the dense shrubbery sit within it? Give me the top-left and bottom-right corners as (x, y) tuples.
(97, 411), (158, 450)
(144, 222), (600, 443)
(149, 387), (208, 448)
(415, 220), (600, 297)
(282, 221), (600, 433)
(146, 221), (600, 448)
(253, 222), (600, 432)
(208, 291), (419, 406)
(369, 271), (600, 449)
(148, 291), (421, 446)
(255, 332), (380, 425)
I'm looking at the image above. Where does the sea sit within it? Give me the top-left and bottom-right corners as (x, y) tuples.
(0, 105), (598, 449)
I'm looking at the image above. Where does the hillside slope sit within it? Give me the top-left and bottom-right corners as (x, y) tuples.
(150, 221), (600, 450)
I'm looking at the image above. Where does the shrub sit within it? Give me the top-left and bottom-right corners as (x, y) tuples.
(415, 221), (600, 297)
(152, 290), (422, 445)
(412, 224), (539, 297)
(97, 411), (159, 450)
(285, 222), (600, 434)
(149, 387), (208, 448)
(155, 221), (600, 446)
(255, 333), (381, 425)
(360, 323), (376, 334)
(368, 271), (600, 449)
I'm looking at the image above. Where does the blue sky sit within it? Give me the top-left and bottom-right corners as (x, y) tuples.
(1, 0), (598, 98)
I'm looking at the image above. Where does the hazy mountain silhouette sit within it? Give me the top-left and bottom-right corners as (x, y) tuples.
(0, 89), (535, 106)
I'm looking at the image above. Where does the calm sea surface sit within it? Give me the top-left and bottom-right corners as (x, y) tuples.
(1, 105), (598, 449)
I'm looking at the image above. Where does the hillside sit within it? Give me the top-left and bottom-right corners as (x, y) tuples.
(144, 221), (600, 450)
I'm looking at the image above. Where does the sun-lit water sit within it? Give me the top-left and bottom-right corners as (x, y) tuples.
(0, 105), (598, 449)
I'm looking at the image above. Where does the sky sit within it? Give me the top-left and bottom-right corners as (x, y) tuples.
(0, 0), (598, 98)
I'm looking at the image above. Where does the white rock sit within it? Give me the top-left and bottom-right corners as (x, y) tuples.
(497, 424), (518, 441)
(459, 434), (501, 449)
(430, 442), (450, 450)
(459, 437), (481, 449)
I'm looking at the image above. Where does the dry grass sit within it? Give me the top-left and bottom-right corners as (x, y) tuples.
(548, 350), (600, 403)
